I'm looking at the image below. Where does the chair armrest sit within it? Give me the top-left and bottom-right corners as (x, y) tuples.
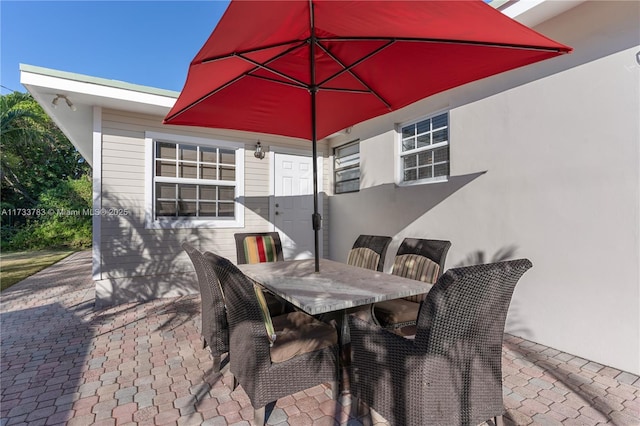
(347, 304), (376, 323)
(348, 313), (416, 354)
(229, 320), (272, 373)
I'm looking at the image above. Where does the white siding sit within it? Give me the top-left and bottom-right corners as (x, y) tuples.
(96, 109), (330, 305)
(328, 1), (639, 374)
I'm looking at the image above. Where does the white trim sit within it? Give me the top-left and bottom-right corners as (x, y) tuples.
(269, 145), (317, 158)
(144, 131), (245, 229)
(401, 140), (449, 156)
(499, 0), (586, 27)
(501, 0), (545, 18)
(268, 150), (276, 231)
(144, 133), (154, 227)
(91, 106), (102, 281)
(145, 131), (245, 150)
(396, 175), (449, 187)
(396, 110), (451, 186)
(333, 139), (361, 194)
(20, 71), (176, 109)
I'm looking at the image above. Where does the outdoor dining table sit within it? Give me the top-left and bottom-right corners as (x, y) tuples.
(238, 258), (433, 391)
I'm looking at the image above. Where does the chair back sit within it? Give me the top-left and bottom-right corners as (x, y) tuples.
(394, 238), (451, 278)
(204, 252), (273, 372)
(392, 238), (451, 302)
(413, 259), (532, 423)
(347, 235), (392, 272)
(206, 251), (339, 421)
(181, 242), (228, 355)
(234, 232), (284, 264)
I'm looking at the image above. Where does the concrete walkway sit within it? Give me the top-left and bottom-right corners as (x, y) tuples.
(1, 251), (638, 425)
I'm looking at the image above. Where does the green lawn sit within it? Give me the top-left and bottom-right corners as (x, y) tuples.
(0, 249), (76, 291)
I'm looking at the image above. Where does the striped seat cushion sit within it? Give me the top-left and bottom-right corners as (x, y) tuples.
(392, 254), (440, 302)
(243, 236), (278, 263)
(347, 247), (381, 271)
(254, 286), (337, 359)
(254, 283), (277, 345)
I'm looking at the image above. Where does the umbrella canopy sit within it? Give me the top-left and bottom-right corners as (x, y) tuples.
(165, 0), (571, 271)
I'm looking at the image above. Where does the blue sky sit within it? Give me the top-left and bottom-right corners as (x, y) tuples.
(1, 1), (231, 95)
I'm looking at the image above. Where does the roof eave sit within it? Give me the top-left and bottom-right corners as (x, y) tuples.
(19, 64), (178, 167)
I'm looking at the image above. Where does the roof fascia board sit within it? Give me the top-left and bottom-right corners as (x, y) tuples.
(500, 0), (546, 19)
(495, 0), (586, 27)
(20, 64), (179, 99)
(21, 70), (177, 110)
(489, 0), (512, 10)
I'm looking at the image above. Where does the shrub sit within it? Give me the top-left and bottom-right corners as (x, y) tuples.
(3, 176), (92, 250)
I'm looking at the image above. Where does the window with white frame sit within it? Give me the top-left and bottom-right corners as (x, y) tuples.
(334, 140), (360, 194)
(399, 112), (449, 183)
(145, 132), (244, 228)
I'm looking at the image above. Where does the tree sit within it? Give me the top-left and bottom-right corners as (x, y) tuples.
(1, 92), (91, 249)
(1, 92), (90, 209)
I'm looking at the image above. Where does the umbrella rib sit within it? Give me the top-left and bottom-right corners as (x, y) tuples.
(235, 52), (309, 89)
(196, 36), (568, 66)
(318, 87), (374, 95)
(199, 39), (308, 64)
(164, 73), (249, 122)
(166, 41), (312, 122)
(247, 74), (307, 90)
(246, 73), (380, 95)
(315, 40), (394, 110)
(317, 36), (569, 53)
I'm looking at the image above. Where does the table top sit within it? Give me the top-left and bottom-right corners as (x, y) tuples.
(238, 259), (433, 315)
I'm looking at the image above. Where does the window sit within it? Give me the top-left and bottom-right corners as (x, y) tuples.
(334, 140), (360, 194)
(145, 132), (244, 228)
(399, 112), (449, 184)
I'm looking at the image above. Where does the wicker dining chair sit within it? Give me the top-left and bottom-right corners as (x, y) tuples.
(349, 259), (533, 426)
(373, 238), (451, 331)
(347, 235), (392, 272)
(205, 251), (339, 425)
(234, 231), (291, 314)
(234, 232), (285, 264)
(181, 242), (229, 373)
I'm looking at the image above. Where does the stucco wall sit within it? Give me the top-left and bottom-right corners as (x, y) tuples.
(328, 1), (639, 374)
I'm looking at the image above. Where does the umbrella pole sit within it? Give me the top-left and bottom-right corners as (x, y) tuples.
(311, 91), (320, 273)
(310, 1), (321, 273)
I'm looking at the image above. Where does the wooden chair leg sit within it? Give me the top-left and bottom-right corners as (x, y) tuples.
(254, 406), (265, 425)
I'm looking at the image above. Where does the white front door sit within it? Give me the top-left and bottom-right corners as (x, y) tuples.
(272, 152), (320, 260)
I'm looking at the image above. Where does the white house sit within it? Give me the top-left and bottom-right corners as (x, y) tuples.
(21, 0), (639, 375)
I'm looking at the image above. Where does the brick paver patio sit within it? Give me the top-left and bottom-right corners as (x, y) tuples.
(1, 251), (638, 425)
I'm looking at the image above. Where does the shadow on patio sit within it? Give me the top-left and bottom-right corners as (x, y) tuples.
(1, 251), (638, 425)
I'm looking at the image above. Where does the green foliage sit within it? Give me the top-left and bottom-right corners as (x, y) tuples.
(1, 92), (90, 208)
(1, 92), (92, 250)
(4, 176), (93, 250)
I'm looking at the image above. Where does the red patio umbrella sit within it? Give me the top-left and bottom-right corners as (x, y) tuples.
(165, 0), (571, 271)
